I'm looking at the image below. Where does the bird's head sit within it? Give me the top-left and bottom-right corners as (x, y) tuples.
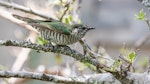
(71, 24), (95, 37)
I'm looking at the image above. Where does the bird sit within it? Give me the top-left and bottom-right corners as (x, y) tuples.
(12, 14), (95, 46)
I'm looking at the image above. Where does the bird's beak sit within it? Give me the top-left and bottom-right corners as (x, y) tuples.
(87, 27), (95, 30)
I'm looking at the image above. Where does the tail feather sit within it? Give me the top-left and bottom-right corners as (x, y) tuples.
(12, 14), (38, 23)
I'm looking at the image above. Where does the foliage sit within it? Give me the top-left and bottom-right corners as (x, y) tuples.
(135, 9), (147, 20)
(36, 36), (48, 45)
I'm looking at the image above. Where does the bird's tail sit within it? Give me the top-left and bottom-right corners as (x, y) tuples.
(12, 14), (38, 23)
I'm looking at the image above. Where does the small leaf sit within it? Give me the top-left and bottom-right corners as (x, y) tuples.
(63, 17), (69, 24)
(111, 59), (121, 71)
(36, 36), (48, 45)
(129, 52), (136, 63)
(115, 59), (121, 66)
(135, 9), (146, 20)
(68, 15), (73, 22)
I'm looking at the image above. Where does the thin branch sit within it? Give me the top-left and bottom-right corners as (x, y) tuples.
(0, 40), (106, 72)
(0, 71), (117, 84)
(59, 3), (70, 22)
(0, 0), (56, 20)
(145, 19), (150, 29)
(134, 33), (150, 49)
(138, 0), (150, 10)
(134, 19), (150, 50)
(0, 71), (84, 83)
(0, 70), (150, 84)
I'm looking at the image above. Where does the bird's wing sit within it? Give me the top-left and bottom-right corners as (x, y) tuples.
(37, 21), (72, 35)
(13, 14), (72, 35)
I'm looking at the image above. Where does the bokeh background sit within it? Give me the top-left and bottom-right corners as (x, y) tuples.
(0, 0), (150, 84)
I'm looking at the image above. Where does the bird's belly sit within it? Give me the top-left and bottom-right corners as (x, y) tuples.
(52, 34), (79, 45)
(41, 30), (80, 45)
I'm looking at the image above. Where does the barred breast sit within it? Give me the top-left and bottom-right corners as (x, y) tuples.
(40, 29), (81, 45)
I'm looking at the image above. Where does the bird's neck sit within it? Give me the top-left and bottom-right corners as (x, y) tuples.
(74, 32), (85, 39)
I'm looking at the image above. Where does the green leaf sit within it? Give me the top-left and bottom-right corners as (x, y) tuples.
(135, 9), (147, 20)
(129, 52), (136, 63)
(63, 17), (69, 24)
(111, 59), (121, 71)
(36, 36), (48, 45)
(120, 47), (137, 63)
(68, 15), (73, 22)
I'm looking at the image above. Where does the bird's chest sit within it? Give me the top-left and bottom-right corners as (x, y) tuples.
(39, 30), (80, 45)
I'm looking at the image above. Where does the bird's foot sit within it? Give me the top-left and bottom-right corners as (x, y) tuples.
(43, 43), (53, 47)
(56, 45), (71, 49)
(79, 40), (92, 56)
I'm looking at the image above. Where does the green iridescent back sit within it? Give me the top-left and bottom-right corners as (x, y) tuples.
(39, 21), (72, 35)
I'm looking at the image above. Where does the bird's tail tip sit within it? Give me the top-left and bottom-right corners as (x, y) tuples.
(12, 14), (35, 23)
(12, 14), (23, 19)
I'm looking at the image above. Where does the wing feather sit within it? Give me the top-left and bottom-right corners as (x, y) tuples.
(13, 14), (72, 35)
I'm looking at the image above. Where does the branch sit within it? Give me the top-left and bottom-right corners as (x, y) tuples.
(0, 0), (56, 20)
(59, 3), (70, 21)
(0, 40), (106, 72)
(0, 70), (118, 84)
(138, 0), (150, 10)
(134, 33), (150, 49)
(0, 70), (150, 84)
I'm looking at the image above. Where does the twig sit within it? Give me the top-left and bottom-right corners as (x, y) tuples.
(134, 33), (150, 49)
(0, 0), (56, 20)
(0, 40), (106, 72)
(0, 70), (117, 84)
(145, 19), (150, 29)
(0, 70), (150, 84)
(59, 3), (70, 22)
(119, 55), (130, 64)
(0, 71), (85, 83)
(134, 14), (150, 49)
(79, 40), (112, 61)
(138, 0), (150, 10)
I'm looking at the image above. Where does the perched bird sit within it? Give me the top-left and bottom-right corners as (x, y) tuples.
(13, 14), (94, 45)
